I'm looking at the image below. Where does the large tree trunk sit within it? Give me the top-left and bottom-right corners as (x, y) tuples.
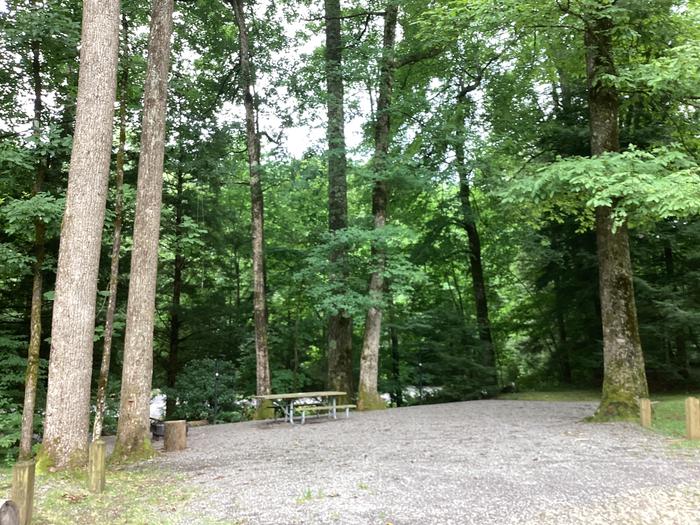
(324, 0), (353, 400)
(166, 167), (184, 419)
(18, 26), (47, 461)
(357, 4), (398, 411)
(42, 0), (120, 469)
(93, 15), (129, 441)
(453, 101), (496, 384)
(231, 0), (271, 400)
(116, 0), (174, 458)
(585, 13), (648, 418)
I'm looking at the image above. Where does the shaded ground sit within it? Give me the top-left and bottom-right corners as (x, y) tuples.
(151, 400), (700, 525)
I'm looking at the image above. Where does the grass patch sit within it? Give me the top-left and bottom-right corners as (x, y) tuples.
(498, 389), (600, 402)
(1, 464), (198, 524)
(650, 394), (700, 448)
(295, 487), (325, 504)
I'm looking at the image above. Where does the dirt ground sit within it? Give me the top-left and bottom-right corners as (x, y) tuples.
(151, 400), (700, 525)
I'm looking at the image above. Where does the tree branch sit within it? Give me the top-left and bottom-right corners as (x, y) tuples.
(304, 11), (385, 22)
(395, 47), (444, 69)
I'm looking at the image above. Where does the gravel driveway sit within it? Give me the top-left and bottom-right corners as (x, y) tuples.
(155, 400), (700, 525)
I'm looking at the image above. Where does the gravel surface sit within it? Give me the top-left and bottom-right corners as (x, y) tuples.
(151, 400), (700, 525)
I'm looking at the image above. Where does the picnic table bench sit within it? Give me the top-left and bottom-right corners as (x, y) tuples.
(254, 391), (355, 425)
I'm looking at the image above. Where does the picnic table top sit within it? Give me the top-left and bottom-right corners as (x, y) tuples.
(253, 391), (346, 401)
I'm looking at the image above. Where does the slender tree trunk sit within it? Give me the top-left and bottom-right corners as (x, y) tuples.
(554, 275), (573, 385)
(234, 253), (241, 310)
(93, 15), (129, 441)
(325, 0), (354, 401)
(453, 106), (496, 384)
(42, 0), (120, 469)
(663, 240), (690, 379)
(292, 306), (300, 390)
(116, 0), (174, 457)
(389, 316), (402, 407)
(357, 4), (398, 411)
(585, 13), (648, 418)
(18, 28), (47, 461)
(231, 0), (271, 400)
(166, 168), (184, 419)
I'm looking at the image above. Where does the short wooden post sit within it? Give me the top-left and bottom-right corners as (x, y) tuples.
(10, 459), (34, 525)
(88, 439), (107, 493)
(639, 398), (652, 428)
(685, 397), (700, 440)
(0, 499), (19, 525)
(164, 420), (187, 452)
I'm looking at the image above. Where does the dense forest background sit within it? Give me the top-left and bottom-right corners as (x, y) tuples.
(1, 0), (699, 462)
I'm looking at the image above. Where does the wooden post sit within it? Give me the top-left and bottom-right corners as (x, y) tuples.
(88, 439), (107, 493)
(639, 398), (652, 429)
(10, 459), (34, 525)
(0, 500), (19, 525)
(164, 420), (187, 452)
(686, 397), (700, 440)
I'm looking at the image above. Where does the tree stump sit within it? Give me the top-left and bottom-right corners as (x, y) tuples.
(639, 398), (652, 428)
(88, 439), (107, 493)
(686, 397), (700, 440)
(164, 420), (187, 452)
(11, 459), (34, 525)
(0, 499), (19, 525)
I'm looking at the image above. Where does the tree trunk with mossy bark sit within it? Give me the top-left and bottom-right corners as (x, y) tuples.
(93, 14), (129, 442)
(116, 0), (174, 458)
(325, 0), (353, 401)
(357, 4), (398, 411)
(42, 0), (120, 469)
(585, 10), (648, 419)
(230, 0), (271, 411)
(18, 22), (47, 461)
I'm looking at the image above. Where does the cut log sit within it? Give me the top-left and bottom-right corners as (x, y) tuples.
(0, 500), (19, 525)
(164, 420), (187, 452)
(10, 459), (34, 525)
(686, 397), (700, 440)
(639, 398), (652, 429)
(88, 439), (106, 493)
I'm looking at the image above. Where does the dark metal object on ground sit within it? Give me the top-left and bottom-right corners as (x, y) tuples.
(150, 418), (165, 440)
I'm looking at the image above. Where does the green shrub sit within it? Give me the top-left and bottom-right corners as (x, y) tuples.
(0, 335), (46, 465)
(163, 358), (243, 422)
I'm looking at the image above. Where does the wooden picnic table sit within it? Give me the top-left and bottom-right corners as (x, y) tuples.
(253, 391), (352, 424)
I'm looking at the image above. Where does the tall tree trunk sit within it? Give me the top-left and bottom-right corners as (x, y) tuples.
(585, 12), (648, 418)
(453, 100), (496, 384)
(42, 0), (120, 469)
(116, 0), (174, 458)
(357, 4), (398, 411)
(231, 0), (271, 400)
(93, 14), (129, 441)
(166, 167), (184, 419)
(325, 0), (354, 401)
(18, 24), (47, 461)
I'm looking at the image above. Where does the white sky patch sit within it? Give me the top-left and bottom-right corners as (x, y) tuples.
(251, 3), (370, 160)
(2, 0), (374, 161)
